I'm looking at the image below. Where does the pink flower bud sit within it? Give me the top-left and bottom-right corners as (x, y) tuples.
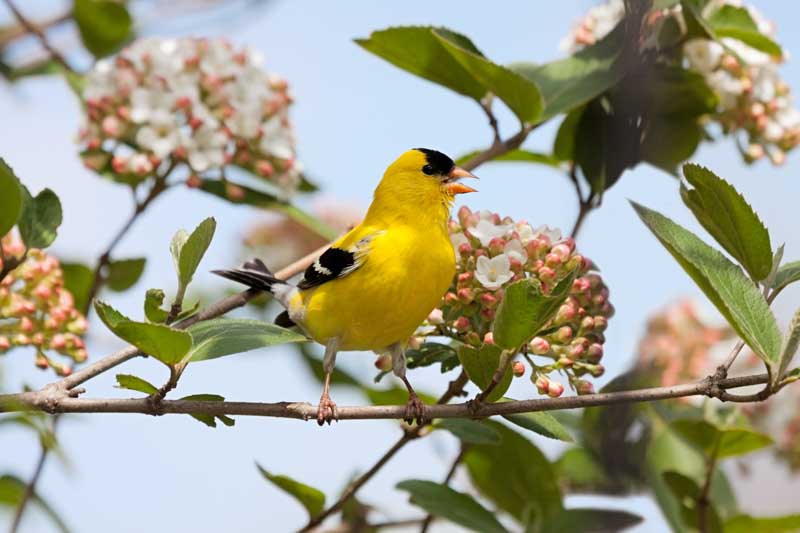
(256, 160), (274, 177)
(573, 277), (591, 293)
(529, 337), (550, 355)
(74, 349), (88, 363)
(427, 308), (444, 325)
(570, 343), (585, 358)
(535, 376), (549, 395)
(454, 316), (471, 332)
(512, 361), (525, 377)
(458, 272), (473, 284)
(35, 354), (49, 369)
(111, 156), (128, 174)
(590, 364), (605, 377)
(101, 115), (121, 137)
(580, 316), (595, 331)
(480, 307), (495, 321)
(186, 174), (202, 188)
(488, 237), (506, 256)
(50, 334), (67, 350)
(20, 317), (34, 333)
(483, 332), (494, 345)
(538, 266), (556, 284)
(558, 356), (574, 368)
(0, 336), (9, 350)
(34, 285), (52, 300)
(458, 242), (473, 255)
(545, 253), (562, 268)
(587, 343), (604, 363)
(547, 381), (564, 398)
(225, 183), (245, 201)
(594, 316), (608, 332)
(480, 292), (498, 309)
(551, 243), (572, 260)
(457, 288), (474, 304)
(444, 292), (458, 305)
(374, 353), (392, 371)
(555, 326), (573, 343)
(408, 336), (423, 350)
(575, 380), (595, 395)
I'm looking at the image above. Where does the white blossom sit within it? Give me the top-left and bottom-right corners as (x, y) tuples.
(684, 39), (724, 74)
(467, 219), (512, 247)
(504, 239), (528, 263)
(475, 254), (513, 290)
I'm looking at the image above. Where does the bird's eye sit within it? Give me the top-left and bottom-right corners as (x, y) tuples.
(422, 164), (434, 175)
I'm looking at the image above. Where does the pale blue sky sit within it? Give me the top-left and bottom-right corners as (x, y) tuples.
(2, 1), (800, 532)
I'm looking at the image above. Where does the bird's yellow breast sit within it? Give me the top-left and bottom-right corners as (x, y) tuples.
(300, 224), (455, 352)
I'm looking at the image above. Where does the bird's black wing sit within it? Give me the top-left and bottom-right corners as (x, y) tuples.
(297, 233), (379, 290)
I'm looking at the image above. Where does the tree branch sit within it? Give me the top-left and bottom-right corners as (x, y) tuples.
(0, 372), (777, 420)
(2, 0), (75, 74)
(9, 417), (58, 533)
(460, 124), (535, 171)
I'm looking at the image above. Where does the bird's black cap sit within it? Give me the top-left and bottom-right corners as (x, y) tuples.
(414, 148), (455, 176)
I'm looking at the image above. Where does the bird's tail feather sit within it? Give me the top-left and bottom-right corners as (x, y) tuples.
(211, 258), (285, 293)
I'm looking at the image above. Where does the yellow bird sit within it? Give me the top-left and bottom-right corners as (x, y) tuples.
(213, 148), (476, 424)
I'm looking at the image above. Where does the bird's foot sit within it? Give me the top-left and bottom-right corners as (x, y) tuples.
(316, 392), (338, 426)
(403, 393), (427, 426)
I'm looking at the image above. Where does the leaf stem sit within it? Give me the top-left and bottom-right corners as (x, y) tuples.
(9, 417), (59, 533)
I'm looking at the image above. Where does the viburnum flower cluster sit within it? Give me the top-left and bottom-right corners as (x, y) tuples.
(79, 37), (301, 194)
(635, 298), (732, 388)
(562, 0), (800, 165)
(415, 207), (614, 397)
(0, 233), (88, 376)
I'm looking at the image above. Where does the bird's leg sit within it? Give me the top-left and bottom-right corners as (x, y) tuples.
(390, 343), (427, 425)
(317, 338), (339, 426)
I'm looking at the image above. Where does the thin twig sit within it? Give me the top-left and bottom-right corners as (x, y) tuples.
(9, 417), (58, 533)
(460, 124), (535, 171)
(419, 445), (469, 533)
(84, 172), (172, 314)
(3, 0), (75, 74)
(480, 98), (501, 144)
(697, 437), (721, 533)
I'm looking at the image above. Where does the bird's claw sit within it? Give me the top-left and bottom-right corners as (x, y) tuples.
(403, 393), (427, 426)
(316, 393), (338, 426)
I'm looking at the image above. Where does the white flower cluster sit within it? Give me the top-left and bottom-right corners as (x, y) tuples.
(80, 37), (301, 192)
(561, 0), (800, 165)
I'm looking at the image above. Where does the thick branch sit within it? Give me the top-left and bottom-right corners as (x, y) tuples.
(0, 373), (774, 419)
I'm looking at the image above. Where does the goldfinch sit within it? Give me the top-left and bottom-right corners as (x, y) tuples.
(213, 148), (476, 424)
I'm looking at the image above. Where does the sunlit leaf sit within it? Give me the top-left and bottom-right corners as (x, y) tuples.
(18, 187), (62, 249)
(187, 318), (306, 362)
(457, 343), (511, 402)
(73, 0), (132, 58)
(115, 374), (158, 395)
(0, 158), (22, 237)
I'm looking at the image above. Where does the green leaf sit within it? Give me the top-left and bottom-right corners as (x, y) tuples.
(115, 374), (158, 395)
(187, 318), (306, 362)
(642, 115), (704, 174)
(681, 0), (715, 40)
(492, 273), (576, 350)
(257, 464), (326, 519)
(647, 425), (739, 532)
(465, 421), (562, 523)
(405, 342), (460, 373)
(725, 514), (800, 533)
(543, 508), (643, 533)
(502, 407), (574, 442)
(0, 158), (23, 237)
(73, 0), (132, 58)
(706, 5), (782, 58)
(396, 480), (507, 533)
(144, 288), (169, 323)
(60, 262), (93, 313)
(632, 202), (782, 370)
(18, 187), (62, 249)
(511, 23), (625, 120)
(436, 419), (501, 445)
(771, 260), (800, 300)
(778, 308), (800, 382)
(455, 148), (560, 168)
(555, 448), (613, 492)
(198, 178), (284, 208)
(355, 26), (486, 100)
(672, 419), (773, 459)
(180, 394), (234, 427)
(662, 470), (723, 533)
(457, 343), (512, 402)
(681, 164), (772, 281)
(177, 217), (216, 288)
(553, 106), (584, 161)
(94, 300), (192, 365)
(433, 30), (543, 123)
(0, 474), (72, 533)
(106, 257), (146, 292)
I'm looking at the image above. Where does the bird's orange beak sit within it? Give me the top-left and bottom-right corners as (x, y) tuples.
(444, 167), (478, 195)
